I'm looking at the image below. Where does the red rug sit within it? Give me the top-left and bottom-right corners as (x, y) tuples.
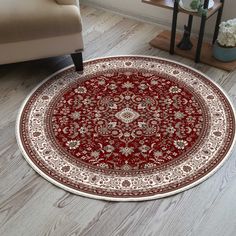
(16, 56), (236, 201)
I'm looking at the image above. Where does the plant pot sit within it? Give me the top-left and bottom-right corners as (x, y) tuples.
(180, 0), (196, 12)
(213, 43), (236, 62)
(179, 0), (214, 12)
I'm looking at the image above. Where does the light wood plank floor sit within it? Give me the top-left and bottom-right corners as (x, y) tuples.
(0, 4), (236, 236)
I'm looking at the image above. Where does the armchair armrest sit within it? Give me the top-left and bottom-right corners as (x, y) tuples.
(55, 0), (78, 6)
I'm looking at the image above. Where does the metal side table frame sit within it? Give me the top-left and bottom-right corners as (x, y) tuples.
(170, 0), (225, 63)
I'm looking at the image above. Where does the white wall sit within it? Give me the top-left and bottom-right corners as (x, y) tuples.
(81, 0), (235, 38)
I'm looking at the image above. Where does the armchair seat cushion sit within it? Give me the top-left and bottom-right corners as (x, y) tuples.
(0, 0), (82, 44)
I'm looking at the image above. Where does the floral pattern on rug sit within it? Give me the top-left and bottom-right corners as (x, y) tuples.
(51, 71), (204, 170)
(17, 56), (235, 200)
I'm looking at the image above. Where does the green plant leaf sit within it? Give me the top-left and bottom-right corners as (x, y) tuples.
(190, 0), (201, 10)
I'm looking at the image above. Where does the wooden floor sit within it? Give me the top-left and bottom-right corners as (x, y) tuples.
(0, 4), (236, 236)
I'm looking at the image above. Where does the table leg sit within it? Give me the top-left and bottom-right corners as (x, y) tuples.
(195, 15), (206, 63)
(212, 0), (224, 44)
(170, 0), (178, 54)
(187, 15), (193, 36)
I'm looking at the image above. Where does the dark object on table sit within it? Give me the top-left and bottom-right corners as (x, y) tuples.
(177, 24), (193, 50)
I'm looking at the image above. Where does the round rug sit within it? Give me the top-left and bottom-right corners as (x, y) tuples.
(16, 56), (236, 201)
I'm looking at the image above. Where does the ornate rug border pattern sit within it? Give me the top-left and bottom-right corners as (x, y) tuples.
(16, 55), (236, 201)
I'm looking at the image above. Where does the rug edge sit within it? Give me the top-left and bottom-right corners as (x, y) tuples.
(15, 55), (236, 201)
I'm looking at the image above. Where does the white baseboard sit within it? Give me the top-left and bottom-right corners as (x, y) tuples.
(81, 0), (215, 40)
(81, 0), (171, 29)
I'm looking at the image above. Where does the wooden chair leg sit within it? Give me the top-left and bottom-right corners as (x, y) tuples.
(71, 52), (83, 72)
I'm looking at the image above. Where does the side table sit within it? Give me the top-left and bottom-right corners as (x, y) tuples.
(170, 0), (224, 62)
(142, 0), (236, 71)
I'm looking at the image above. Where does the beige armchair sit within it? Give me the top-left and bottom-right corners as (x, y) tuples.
(0, 0), (84, 71)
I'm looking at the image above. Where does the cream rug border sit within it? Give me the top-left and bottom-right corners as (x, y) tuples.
(15, 55), (236, 201)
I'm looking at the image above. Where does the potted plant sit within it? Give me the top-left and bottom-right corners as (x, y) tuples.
(213, 18), (236, 62)
(180, 0), (214, 16)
